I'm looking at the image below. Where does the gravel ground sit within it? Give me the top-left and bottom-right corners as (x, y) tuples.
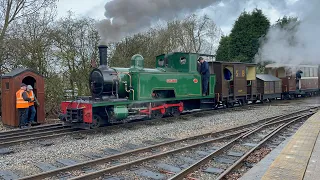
(0, 120), (11, 131)
(0, 100), (318, 177)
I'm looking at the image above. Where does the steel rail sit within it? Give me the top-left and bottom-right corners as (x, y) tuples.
(0, 125), (71, 138)
(0, 123), (65, 136)
(0, 129), (90, 148)
(2, 106), (314, 149)
(69, 132), (245, 180)
(168, 113), (313, 180)
(18, 131), (248, 180)
(215, 114), (310, 180)
(69, 113), (313, 180)
(16, 108), (317, 180)
(0, 128), (75, 143)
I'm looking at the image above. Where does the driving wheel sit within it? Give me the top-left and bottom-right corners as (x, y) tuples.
(90, 114), (102, 129)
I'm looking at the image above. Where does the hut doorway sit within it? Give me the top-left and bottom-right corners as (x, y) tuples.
(22, 76), (38, 123)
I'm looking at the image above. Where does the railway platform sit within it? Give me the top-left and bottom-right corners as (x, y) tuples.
(241, 109), (320, 180)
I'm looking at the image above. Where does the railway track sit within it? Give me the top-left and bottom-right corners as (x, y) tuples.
(16, 107), (317, 180)
(0, 100), (294, 148)
(168, 113), (311, 180)
(0, 97), (317, 148)
(0, 124), (85, 148)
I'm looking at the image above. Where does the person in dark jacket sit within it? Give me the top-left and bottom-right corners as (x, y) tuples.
(296, 70), (303, 90)
(198, 57), (210, 96)
(16, 83), (31, 128)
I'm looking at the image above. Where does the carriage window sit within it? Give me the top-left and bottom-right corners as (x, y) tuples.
(158, 59), (164, 66)
(223, 68), (233, 81)
(5, 82), (9, 90)
(314, 68), (318, 77)
(180, 57), (187, 65)
(278, 67), (286, 78)
(305, 67), (310, 77)
(246, 66), (256, 80)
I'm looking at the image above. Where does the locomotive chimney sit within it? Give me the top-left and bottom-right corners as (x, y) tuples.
(98, 45), (108, 66)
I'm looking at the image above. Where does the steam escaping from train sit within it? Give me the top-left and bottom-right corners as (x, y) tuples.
(96, 0), (222, 44)
(255, 0), (320, 66)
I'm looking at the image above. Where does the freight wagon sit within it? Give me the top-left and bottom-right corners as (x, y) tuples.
(256, 74), (282, 101)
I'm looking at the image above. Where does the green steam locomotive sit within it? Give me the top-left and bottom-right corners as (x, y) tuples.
(60, 45), (217, 129)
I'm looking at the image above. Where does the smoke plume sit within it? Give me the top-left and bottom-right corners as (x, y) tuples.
(96, 0), (223, 44)
(96, 0), (293, 44)
(255, 0), (320, 65)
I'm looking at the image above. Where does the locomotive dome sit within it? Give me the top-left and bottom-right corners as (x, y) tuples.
(130, 54), (144, 70)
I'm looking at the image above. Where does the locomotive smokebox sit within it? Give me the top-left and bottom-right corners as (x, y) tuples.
(90, 44), (129, 99)
(98, 45), (108, 67)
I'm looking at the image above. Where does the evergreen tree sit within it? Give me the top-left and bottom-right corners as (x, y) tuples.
(216, 9), (270, 62)
(215, 36), (231, 61)
(274, 16), (299, 29)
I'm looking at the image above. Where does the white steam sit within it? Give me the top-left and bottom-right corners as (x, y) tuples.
(255, 0), (320, 65)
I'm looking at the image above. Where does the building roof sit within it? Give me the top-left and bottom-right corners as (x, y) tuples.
(256, 74), (281, 82)
(210, 61), (257, 65)
(1, 68), (41, 78)
(265, 63), (319, 68)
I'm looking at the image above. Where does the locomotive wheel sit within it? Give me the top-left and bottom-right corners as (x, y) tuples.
(90, 114), (102, 129)
(171, 107), (181, 117)
(151, 110), (163, 119)
(226, 102), (234, 108)
(238, 100), (244, 106)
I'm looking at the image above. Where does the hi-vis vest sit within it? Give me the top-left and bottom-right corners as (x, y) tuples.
(28, 90), (35, 106)
(16, 89), (29, 108)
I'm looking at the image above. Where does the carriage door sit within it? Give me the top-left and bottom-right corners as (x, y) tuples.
(223, 66), (233, 96)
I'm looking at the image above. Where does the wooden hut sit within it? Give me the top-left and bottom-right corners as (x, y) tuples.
(1, 68), (45, 127)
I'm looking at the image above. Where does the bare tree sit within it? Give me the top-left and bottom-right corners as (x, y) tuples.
(0, 0), (56, 67)
(53, 12), (100, 96)
(4, 6), (57, 74)
(110, 14), (222, 67)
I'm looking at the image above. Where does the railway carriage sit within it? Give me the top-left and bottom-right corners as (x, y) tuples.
(265, 63), (319, 99)
(209, 62), (259, 107)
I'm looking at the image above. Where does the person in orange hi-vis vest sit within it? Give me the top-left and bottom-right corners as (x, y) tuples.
(16, 83), (31, 128)
(26, 85), (39, 125)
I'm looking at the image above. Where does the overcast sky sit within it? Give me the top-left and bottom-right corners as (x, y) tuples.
(56, 0), (300, 35)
